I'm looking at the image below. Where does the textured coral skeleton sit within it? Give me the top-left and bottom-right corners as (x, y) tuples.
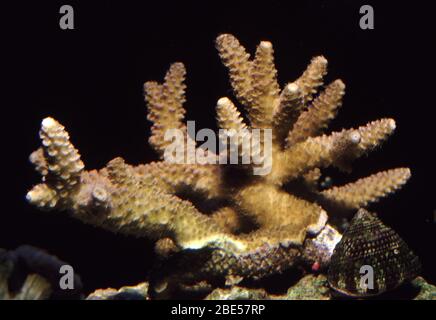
(26, 34), (412, 298)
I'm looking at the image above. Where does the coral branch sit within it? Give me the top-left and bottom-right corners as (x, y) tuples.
(215, 34), (253, 107)
(287, 79), (345, 146)
(272, 82), (303, 145)
(250, 41), (280, 128)
(216, 35), (281, 128)
(272, 119), (396, 184)
(321, 168), (411, 209)
(216, 97), (248, 132)
(99, 157), (227, 248)
(354, 118), (396, 156)
(270, 129), (358, 184)
(27, 117), (84, 209)
(138, 162), (222, 199)
(216, 97), (253, 160)
(145, 63), (187, 156)
(296, 56), (328, 104)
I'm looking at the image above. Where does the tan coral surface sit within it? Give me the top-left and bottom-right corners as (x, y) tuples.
(27, 34), (411, 294)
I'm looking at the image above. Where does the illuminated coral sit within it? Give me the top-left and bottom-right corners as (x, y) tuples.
(27, 34), (411, 297)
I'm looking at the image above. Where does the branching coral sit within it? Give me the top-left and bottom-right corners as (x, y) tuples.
(27, 34), (411, 297)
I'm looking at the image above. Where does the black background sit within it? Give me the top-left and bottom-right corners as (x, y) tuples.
(1, 1), (435, 295)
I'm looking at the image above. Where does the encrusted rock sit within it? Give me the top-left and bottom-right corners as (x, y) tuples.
(87, 282), (149, 300)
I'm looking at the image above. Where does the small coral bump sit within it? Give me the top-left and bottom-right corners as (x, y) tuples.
(285, 82), (299, 94)
(26, 184), (58, 209)
(387, 118), (396, 130)
(155, 238), (180, 258)
(91, 186), (110, 208)
(348, 130), (361, 144)
(29, 148), (48, 176)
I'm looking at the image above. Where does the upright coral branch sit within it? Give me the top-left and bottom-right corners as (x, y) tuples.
(249, 41), (280, 128)
(216, 97), (248, 132)
(27, 117), (84, 209)
(272, 82), (302, 146)
(216, 34), (281, 129)
(145, 63), (187, 156)
(216, 97), (253, 160)
(287, 79), (345, 146)
(215, 34), (253, 107)
(295, 56), (328, 104)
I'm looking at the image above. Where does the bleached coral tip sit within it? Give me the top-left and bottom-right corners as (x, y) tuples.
(286, 83), (299, 93)
(216, 33), (233, 43)
(387, 119), (396, 130)
(349, 131), (361, 144)
(217, 97), (231, 107)
(25, 191), (33, 202)
(314, 55), (328, 64)
(401, 167), (412, 179)
(334, 79), (346, 89)
(41, 117), (57, 130)
(259, 41), (272, 49)
(26, 189), (42, 204)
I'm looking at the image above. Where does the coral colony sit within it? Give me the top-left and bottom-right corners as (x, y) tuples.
(26, 34), (422, 299)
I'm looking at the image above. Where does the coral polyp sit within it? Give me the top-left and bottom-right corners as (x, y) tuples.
(27, 34), (412, 297)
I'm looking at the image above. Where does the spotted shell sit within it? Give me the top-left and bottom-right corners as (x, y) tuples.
(327, 208), (421, 297)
